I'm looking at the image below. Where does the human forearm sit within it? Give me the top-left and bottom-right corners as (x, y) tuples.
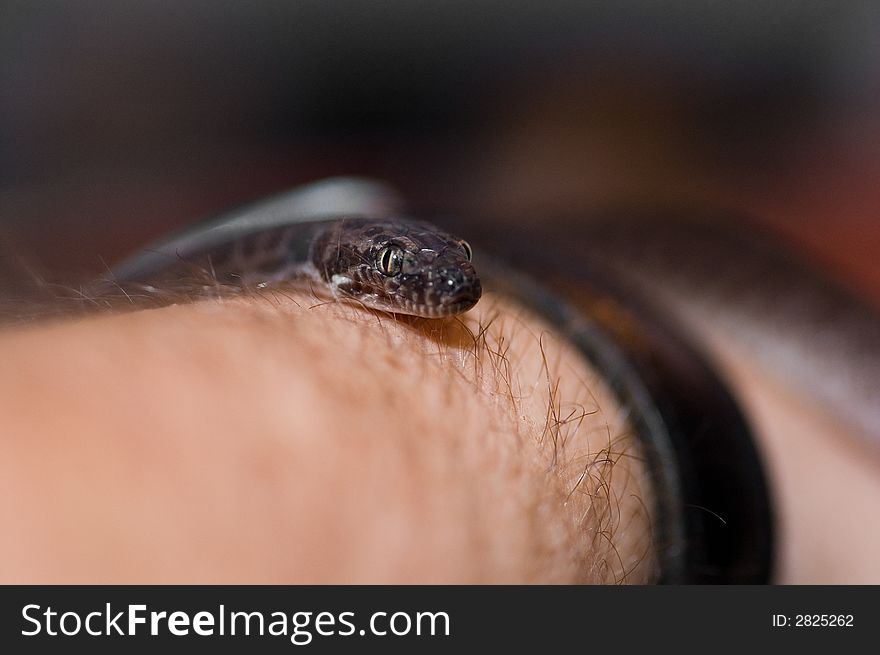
(0, 291), (655, 583)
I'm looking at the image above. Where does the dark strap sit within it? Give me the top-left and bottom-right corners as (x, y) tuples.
(479, 256), (775, 583)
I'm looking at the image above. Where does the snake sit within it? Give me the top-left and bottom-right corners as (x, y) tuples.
(108, 179), (481, 318)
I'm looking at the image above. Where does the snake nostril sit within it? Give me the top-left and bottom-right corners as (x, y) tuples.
(435, 266), (480, 304)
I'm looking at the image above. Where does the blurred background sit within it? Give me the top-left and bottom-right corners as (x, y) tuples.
(1, 0), (879, 303)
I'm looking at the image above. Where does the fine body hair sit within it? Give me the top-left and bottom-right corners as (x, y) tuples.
(0, 262), (656, 583)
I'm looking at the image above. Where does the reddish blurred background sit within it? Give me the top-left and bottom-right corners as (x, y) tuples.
(1, 1), (878, 303)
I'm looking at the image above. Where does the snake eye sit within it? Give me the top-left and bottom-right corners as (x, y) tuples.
(460, 240), (473, 261)
(377, 245), (404, 276)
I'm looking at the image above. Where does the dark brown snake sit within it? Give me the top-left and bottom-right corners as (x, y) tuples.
(110, 181), (481, 318)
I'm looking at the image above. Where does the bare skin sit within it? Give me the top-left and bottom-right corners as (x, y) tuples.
(2, 238), (878, 583)
(0, 291), (655, 583)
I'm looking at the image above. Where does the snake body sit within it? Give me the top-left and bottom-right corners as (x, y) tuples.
(111, 182), (481, 318)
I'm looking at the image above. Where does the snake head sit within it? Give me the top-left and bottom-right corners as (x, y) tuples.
(313, 218), (482, 318)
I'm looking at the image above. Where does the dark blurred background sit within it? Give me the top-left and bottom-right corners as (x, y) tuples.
(1, 1), (879, 302)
